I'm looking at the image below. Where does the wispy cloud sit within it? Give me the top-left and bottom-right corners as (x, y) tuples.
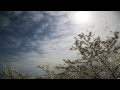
(7, 11), (23, 17)
(0, 11), (120, 74)
(23, 11), (44, 22)
(43, 11), (67, 16)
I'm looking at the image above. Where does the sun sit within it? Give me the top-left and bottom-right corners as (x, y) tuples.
(72, 11), (91, 24)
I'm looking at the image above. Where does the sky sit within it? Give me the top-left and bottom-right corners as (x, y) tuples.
(0, 11), (120, 75)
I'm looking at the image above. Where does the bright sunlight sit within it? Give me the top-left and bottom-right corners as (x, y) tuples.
(72, 11), (91, 24)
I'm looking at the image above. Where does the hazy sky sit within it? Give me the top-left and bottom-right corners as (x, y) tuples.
(0, 11), (120, 74)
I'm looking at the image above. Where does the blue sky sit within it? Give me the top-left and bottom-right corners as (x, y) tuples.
(0, 11), (120, 74)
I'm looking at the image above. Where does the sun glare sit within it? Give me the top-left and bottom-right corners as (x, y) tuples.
(72, 11), (91, 24)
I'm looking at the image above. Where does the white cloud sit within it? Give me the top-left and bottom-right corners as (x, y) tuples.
(25, 11), (44, 22)
(31, 30), (79, 64)
(35, 23), (49, 34)
(56, 16), (69, 24)
(43, 11), (67, 16)
(8, 11), (23, 16)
